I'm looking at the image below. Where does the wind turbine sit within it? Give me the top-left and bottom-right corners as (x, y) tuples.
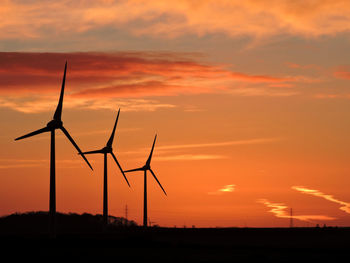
(124, 135), (166, 227)
(15, 62), (93, 236)
(79, 109), (130, 225)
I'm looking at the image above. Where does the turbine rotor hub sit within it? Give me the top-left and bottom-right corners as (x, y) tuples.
(47, 119), (63, 129)
(102, 146), (112, 153)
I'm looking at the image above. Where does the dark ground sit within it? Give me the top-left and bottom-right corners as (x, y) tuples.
(1, 212), (349, 262)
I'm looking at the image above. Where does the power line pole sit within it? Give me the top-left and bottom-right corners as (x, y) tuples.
(290, 208), (293, 228)
(125, 204), (128, 220)
(149, 217), (156, 227)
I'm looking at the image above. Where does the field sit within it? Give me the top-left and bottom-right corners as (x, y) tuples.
(1, 212), (349, 262)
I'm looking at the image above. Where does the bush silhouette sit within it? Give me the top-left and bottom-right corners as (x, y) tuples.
(0, 211), (137, 235)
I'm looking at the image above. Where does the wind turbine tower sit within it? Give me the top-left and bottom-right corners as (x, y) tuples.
(124, 135), (167, 227)
(79, 109), (130, 225)
(15, 62), (93, 236)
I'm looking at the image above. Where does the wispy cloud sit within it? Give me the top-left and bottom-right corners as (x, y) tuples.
(0, 158), (46, 169)
(285, 62), (321, 71)
(0, 96), (176, 113)
(227, 86), (299, 97)
(0, 163), (44, 169)
(314, 93), (350, 99)
(208, 184), (235, 195)
(121, 137), (281, 162)
(0, 158), (94, 169)
(155, 154), (226, 161)
(183, 105), (204, 112)
(333, 66), (350, 80)
(157, 137), (282, 151)
(292, 186), (350, 214)
(258, 199), (336, 222)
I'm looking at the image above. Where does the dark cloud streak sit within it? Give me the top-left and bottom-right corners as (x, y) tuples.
(0, 51), (295, 98)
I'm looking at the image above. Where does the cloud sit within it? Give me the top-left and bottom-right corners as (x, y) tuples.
(183, 105), (204, 112)
(155, 154), (226, 161)
(258, 199), (336, 222)
(0, 96), (175, 113)
(0, 164), (40, 169)
(2, 1), (350, 40)
(334, 66), (350, 80)
(96, 137), (282, 158)
(314, 93), (350, 99)
(208, 184), (235, 195)
(0, 52), (291, 93)
(121, 138), (279, 162)
(0, 52), (209, 92)
(227, 86), (299, 97)
(0, 52), (301, 113)
(73, 81), (205, 98)
(157, 137), (282, 151)
(285, 62), (321, 71)
(292, 186), (350, 214)
(0, 158), (88, 169)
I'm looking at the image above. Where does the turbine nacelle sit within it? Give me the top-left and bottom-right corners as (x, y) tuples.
(102, 146), (113, 153)
(46, 119), (63, 130)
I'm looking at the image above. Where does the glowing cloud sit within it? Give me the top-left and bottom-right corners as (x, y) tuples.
(157, 137), (282, 151)
(0, 158), (89, 169)
(292, 186), (350, 214)
(0, 52), (300, 113)
(208, 184), (235, 195)
(2, 1), (350, 39)
(0, 96), (175, 113)
(258, 199), (336, 222)
(334, 66), (350, 80)
(155, 154), (226, 161)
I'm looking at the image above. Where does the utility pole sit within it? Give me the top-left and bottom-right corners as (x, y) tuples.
(290, 208), (293, 228)
(125, 204), (128, 220)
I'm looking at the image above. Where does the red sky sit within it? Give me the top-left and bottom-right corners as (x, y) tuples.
(1, 0), (350, 227)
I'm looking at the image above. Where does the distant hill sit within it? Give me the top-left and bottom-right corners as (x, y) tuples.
(0, 211), (137, 235)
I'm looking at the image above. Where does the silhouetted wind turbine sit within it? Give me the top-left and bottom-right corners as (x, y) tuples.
(124, 135), (166, 227)
(79, 109), (130, 225)
(14, 62), (93, 236)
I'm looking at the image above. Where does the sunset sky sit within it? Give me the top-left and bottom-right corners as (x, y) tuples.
(1, 0), (350, 227)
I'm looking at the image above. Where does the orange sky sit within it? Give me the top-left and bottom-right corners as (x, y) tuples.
(1, 0), (350, 227)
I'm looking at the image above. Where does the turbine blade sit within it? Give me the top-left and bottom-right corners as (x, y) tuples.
(53, 61), (67, 121)
(78, 149), (104, 155)
(60, 126), (93, 170)
(110, 151), (130, 187)
(149, 169), (167, 196)
(124, 167), (144, 173)
(15, 127), (50, 141)
(146, 134), (157, 165)
(106, 109), (120, 147)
